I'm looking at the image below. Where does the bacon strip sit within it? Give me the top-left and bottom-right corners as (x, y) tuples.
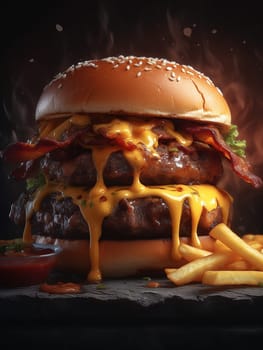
(186, 125), (262, 188)
(2, 138), (73, 163)
(11, 159), (39, 180)
(2, 128), (136, 165)
(3, 122), (261, 188)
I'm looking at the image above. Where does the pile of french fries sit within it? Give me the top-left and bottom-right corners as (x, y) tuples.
(165, 223), (263, 286)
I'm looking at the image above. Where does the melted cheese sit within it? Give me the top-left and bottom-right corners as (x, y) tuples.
(23, 115), (232, 282)
(39, 114), (90, 139)
(93, 118), (159, 155)
(164, 120), (193, 147)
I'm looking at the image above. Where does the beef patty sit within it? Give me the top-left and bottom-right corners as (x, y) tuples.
(40, 142), (223, 187)
(10, 192), (223, 240)
(9, 137), (224, 240)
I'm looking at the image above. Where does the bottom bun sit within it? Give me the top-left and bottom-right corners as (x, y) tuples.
(34, 235), (215, 278)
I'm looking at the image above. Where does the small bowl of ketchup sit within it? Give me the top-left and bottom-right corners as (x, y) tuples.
(0, 240), (62, 287)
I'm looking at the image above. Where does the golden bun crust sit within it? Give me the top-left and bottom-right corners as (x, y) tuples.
(34, 236), (215, 277)
(36, 56), (231, 127)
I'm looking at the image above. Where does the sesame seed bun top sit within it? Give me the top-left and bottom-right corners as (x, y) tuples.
(35, 55), (231, 127)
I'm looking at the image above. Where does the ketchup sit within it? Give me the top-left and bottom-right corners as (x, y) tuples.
(0, 244), (59, 287)
(39, 282), (81, 294)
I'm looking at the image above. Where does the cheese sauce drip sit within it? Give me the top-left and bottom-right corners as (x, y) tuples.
(23, 115), (232, 282)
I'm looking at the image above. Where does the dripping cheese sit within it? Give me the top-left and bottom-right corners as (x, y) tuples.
(23, 115), (232, 282)
(23, 181), (232, 281)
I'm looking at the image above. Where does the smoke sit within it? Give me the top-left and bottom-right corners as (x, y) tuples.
(3, 73), (37, 143)
(166, 11), (192, 62)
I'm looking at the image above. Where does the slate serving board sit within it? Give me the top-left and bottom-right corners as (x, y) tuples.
(1, 278), (263, 323)
(1, 279), (263, 349)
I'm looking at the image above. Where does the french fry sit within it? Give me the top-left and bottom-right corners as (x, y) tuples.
(165, 253), (232, 286)
(243, 234), (263, 244)
(164, 268), (177, 275)
(210, 224), (263, 271)
(225, 260), (252, 271)
(164, 228), (263, 287)
(202, 270), (263, 286)
(247, 241), (263, 251)
(178, 243), (212, 262)
(214, 239), (242, 262)
(242, 235), (263, 250)
(214, 239), (232, 254)
(242, 234), (255, 242)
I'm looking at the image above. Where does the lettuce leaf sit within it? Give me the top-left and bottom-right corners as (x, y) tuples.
(26, 172), (46, 191)
(0, 239), (26, 254)
(224, 124), (246, 158)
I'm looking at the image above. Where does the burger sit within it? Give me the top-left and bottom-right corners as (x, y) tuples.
(3, 55), (262, 283)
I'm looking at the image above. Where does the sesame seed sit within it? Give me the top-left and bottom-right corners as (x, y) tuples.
(55, 72), (63, 79)
(67, 65), (74, 72)
(102, 58), (115, 64)
(58, 83), (62, 89)
(44, 56), (217, 95)
(89, 63), (98, 68)
(77, 61), (98, 69)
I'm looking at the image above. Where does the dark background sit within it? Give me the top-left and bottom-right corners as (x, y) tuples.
(1, 0), (263, 238)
